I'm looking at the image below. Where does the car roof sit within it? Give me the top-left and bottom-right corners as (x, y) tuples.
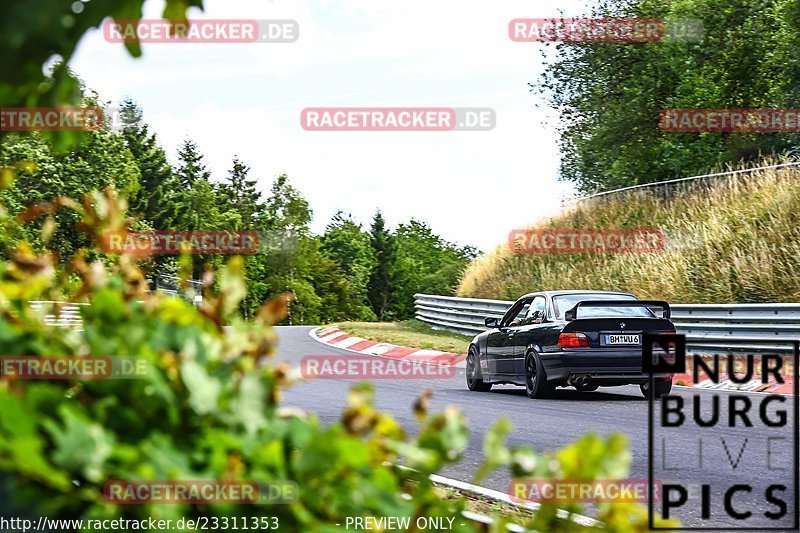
(518, 290), (636, 300)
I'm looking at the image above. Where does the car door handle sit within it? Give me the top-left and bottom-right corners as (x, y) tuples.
(508, 331), (516, 337)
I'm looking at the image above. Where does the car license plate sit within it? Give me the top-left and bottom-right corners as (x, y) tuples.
(606, 334), (641, 345)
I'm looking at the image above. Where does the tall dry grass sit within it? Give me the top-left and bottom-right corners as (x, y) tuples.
(458, 160), (800, 303)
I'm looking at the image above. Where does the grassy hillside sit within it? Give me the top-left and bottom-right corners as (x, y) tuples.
(458, 162), (800, 303)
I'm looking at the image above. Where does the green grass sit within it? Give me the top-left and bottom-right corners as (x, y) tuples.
(459, 159), (800, 303)
(333, 319), (470, 354)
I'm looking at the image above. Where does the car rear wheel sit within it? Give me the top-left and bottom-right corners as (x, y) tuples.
(525, 351), (555, 399)
(466, 347), (492, 392)
(640, 378), (672, 399)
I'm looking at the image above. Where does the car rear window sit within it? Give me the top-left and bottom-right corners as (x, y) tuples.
(553, 293), (655, 319)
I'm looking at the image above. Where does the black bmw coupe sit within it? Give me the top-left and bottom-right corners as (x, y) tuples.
(465, 290), (676, 398)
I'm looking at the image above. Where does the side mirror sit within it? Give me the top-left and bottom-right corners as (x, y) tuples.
(564, 308), (576, 321)
(485, 317), (499, 328)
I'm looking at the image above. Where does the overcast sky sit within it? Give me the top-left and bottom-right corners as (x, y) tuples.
(70, 0), (590, 252)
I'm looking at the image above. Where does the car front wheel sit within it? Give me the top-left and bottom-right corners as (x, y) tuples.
(640, 378), (672, 399)
(466, 347), (492, 392)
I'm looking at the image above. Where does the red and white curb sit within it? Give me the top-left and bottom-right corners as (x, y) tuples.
(672, 370), (794, 396)
(311, 326), (466, 368)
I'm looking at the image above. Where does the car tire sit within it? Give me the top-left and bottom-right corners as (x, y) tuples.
(525, 351), (555, 399)
(640, 378), (672, 399)
(466, 346), (492, 392)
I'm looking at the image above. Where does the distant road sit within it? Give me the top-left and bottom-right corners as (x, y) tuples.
(277, 326), (796, 529)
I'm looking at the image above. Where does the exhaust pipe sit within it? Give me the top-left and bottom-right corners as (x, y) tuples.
(569, 375), (590, 387)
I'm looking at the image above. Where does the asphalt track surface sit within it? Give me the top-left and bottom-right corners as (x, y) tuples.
(276, 326), (798, 529)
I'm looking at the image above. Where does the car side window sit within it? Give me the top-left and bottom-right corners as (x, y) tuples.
(504, 299), (532, 327)
(523, 296), (547, 324)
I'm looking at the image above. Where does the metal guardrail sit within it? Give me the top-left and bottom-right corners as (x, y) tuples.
(414, 294), (800, 353)
(567, 161), (800, 205)
(25, 277), (203, 330)
(156, 275), (204, 304)
(29, 301), (89, 329)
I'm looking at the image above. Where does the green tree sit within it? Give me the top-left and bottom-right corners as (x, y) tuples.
(175, 138), (211, 189)
(0, 127), (140, 261)
(273, 237), (359, 325)
(247, 174), (314, 321)
(173, 138), (235, 230)
(244, 175), (365, 323)
(222, 156), (262, 229)
(391, 220), (475, 319)
(537, 0), (800, 193)
(320, 211), (376, 312)
(120, 99), (180, 228)
(262, 173), (311, 236)
(367, 210), (396, 320)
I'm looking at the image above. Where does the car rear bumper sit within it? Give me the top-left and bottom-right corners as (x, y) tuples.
(565, 373), (672, 385)
(541, 349), (673, 384)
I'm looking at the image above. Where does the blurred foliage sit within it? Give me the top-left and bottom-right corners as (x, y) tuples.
(478, 424), (680, 533)
(0, 181), (676, 531)
(0, 0), (203, 152)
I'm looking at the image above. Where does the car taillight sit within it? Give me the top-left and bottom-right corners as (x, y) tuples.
(558, 332), (589, 348)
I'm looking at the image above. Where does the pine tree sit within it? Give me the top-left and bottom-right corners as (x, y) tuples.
(223, 156), (262, 228)
(176, 138), (211, 189)
(175, 138), (215, 230)
(367, 210), (396, 320)
(119, 98), (180, 229)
